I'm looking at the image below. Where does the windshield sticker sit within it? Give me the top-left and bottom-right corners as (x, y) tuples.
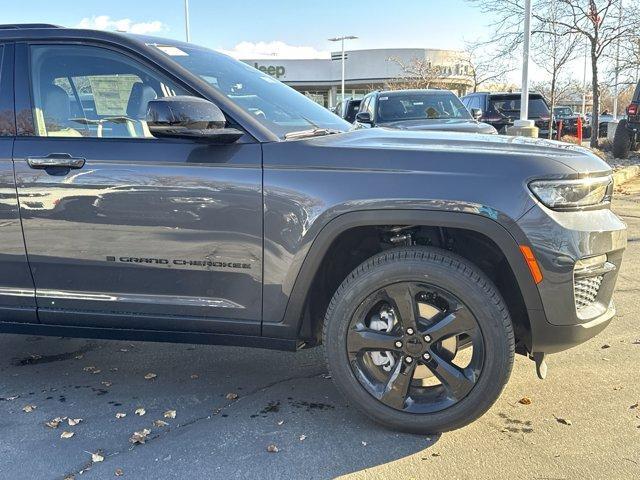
(379, 96), (389, 101)
(154, 45), (189, 56)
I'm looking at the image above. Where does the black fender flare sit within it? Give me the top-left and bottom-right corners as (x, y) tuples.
(262, 209), (545, 341)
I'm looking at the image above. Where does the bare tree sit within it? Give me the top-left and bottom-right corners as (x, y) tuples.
(533, 3), (580, 138)
(543, 0), (638, 146)
(463, 43), (516, 92)
(385, 57), (441, 90)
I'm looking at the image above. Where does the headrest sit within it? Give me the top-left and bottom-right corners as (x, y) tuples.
(42, 84), (70, 127)
(127, 82), (158, 119)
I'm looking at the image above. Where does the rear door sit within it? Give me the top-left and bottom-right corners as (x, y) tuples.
(0, 42), (37, 323)
(12, 41), (263, 334)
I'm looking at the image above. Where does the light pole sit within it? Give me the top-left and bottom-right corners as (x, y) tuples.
(519, 0), (532, 122)
(328, 35), (358, 106)
(184, 0), (191, 42)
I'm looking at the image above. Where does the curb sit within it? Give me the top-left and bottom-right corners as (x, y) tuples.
(612, 165), (640, 187)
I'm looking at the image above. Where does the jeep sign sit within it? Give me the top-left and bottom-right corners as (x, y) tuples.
(253, 63), (286, 79)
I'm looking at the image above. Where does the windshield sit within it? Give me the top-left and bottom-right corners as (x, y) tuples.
(376, 92), (471, 123)
(554, 107), (573, 117)
(487, 95), (550, 118)
(147, 42), (350, 138)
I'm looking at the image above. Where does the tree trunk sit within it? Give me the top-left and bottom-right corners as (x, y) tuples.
(590, 41), (599, 148)
(549, 74), (556, 140)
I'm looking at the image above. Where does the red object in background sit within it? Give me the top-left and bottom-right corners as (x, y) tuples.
(577, 116), (583, 143)
(557, 120), (563, 140)
(628, 104), (638, 116)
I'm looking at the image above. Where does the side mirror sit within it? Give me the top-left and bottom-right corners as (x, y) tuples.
(355, 111), (373, 124)
(470, 108), (482, 120)
(147, 96), (243, 144)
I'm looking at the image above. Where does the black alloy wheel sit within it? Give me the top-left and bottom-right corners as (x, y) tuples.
(346, 282), (484, 413)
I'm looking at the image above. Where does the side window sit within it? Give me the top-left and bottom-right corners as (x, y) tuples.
(0, 44), (14, 137)
(366, 96), (375, 117)
(29, 44), (188, 138)
(359, 96), (370, 114)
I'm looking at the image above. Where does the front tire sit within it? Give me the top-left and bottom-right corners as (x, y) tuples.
(323, 247), (514, 434)
(613, 120), (631, 159)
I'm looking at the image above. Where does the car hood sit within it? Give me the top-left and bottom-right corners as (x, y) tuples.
(306, 127), (611, 175)
(379, 118), (497, 134)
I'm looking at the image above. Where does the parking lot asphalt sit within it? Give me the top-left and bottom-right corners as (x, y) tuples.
(1, 180), (640, 480)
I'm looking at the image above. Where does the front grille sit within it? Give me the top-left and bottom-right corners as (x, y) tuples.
(574, 275), (604, 311)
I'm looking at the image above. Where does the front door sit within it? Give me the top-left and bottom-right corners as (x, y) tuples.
(13, 42), (262, 334)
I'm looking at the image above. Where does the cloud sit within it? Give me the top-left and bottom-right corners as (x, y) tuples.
(220, 41), (329, 60)
(77, 15), (164, 35)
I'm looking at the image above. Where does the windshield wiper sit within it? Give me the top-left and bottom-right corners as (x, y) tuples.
(284, 128), (342, 140)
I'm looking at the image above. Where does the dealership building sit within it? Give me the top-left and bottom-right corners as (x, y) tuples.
(243, 48), (474, 108)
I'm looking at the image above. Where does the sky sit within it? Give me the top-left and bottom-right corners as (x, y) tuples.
(1, 0), (572, 81)
(2, 0), (494, 55)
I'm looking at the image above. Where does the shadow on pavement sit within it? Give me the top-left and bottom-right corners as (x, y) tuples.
(0, 334), (438, 479)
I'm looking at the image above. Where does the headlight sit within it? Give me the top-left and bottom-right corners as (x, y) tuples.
(529, 176), (613, 210)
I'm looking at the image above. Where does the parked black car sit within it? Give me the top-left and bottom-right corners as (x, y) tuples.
(553, 106), (591, 138)
(354, 89), (497, 134)
(461, 92), (554, 138)
(333, 98), (362, 123)
(0, 24), (626, 434)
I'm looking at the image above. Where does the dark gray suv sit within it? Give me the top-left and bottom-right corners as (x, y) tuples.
(0, 24), (626, 434)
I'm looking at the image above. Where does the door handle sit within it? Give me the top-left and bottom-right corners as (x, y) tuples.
(27, 153), (86, 169)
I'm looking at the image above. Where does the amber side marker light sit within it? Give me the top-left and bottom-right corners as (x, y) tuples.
(519, 245), (543, 284)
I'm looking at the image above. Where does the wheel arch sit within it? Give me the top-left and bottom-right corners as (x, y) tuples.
(262, 209), (544, 352)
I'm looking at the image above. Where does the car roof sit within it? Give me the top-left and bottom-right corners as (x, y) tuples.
(377, 89), (451, 96)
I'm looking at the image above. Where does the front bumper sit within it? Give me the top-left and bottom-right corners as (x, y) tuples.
(516, 204), (627, 354)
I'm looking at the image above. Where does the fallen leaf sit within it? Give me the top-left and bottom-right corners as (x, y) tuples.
(601, 344), (611, 349)
(92, 370), (102, 374)
(91, 452), (104, 463)
(120, 348), (129, 352)
(4, 395), (19, 401)
(163, 410), (176, 419)
(266, 444), (279, 453)
(225, 393), (238, 400)
(101, 381), (112, 388)
(115, 412), (127, 419)
(144, 373), (157, 381)
(321, 373), (332, 379)
(630, 403), (639, 410)
(83, 366), (96, 372)
(46, 417), (64, 429)
(22, 405), (36, 413)
(432, 452), (441, 457)
(299, 434), (307, 441)
(632, 339), (640, 345)
(135, 408), (146, 416)
(115, 468), (124, 477)
(361, 441), (367, 446)
(190, 374), (199, 379)
(153, 420), (169, 427)
(129, 428), (151, 444)
(75, 354), (84, 360)
(68, 418), (83, 426)
(277, 420), (284, 426)
(518, 397), (532, 405)
(555, 417), (572, 426)
(60, 431), (75, 439)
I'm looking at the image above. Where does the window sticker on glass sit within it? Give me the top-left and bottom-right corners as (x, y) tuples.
(152, 45), (189, 56)
(379, 96), (388, 101)
(89, 75), (141, 116)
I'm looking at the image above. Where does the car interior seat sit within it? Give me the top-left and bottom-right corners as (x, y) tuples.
(39, 84), (83, 137)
